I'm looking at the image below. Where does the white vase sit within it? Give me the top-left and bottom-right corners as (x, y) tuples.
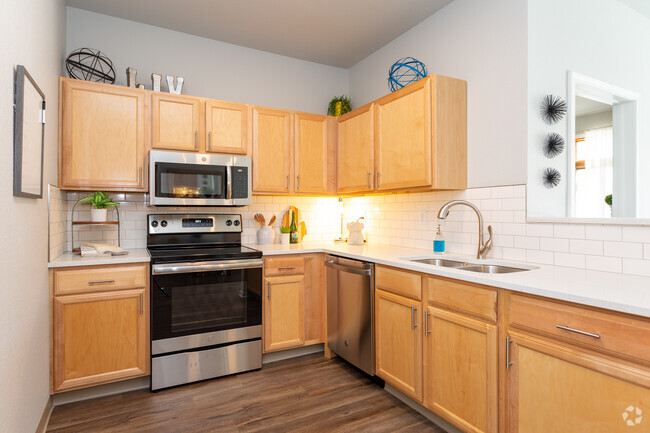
(257, 226), (275, 245)
(90, 208), (108, 222)
(280, 233), (290, 245)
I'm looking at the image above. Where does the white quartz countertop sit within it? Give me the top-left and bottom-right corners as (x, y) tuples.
(49, 249), (151, 268)
(248, 242), (650, 318)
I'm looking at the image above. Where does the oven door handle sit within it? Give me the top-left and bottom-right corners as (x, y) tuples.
(152, 259), (263, 275)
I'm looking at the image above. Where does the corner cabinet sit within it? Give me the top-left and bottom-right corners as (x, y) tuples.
(294, 113), (336, 194)
(59, 78), (147, 191)
(50, 263), (150, 393)
(337, 103), (375, 194)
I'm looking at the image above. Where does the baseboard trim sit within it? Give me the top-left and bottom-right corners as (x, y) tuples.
(52, 376), (150, 406)
(262, 344), (324, 364)
(384, 384), (462, 433)
(35, 397), (53, 433)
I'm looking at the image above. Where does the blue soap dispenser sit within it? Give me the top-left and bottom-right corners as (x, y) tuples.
(433, 224), (445, 254)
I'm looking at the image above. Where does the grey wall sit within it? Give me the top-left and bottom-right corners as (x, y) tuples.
(0, 0), (65, 431)
(576, 109), (613, 134)
(347, 0), (528, 188)
(66, 7), (348, 114)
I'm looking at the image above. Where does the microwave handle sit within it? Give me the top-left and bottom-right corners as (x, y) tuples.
(226, 165), (232, 200)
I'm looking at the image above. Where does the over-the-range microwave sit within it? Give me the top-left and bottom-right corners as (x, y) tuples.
(149, 150), (251, 206)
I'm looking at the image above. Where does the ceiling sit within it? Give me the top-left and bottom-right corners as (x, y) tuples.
(575, 96), (612, 116)
(616, 0), (650, 21)
(64, 0), (454, 68)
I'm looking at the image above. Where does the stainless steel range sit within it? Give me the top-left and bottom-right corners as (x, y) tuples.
(147, 213), (263, 391)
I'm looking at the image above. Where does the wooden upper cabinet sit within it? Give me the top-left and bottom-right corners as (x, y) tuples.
(205, 99), (249, 155)
(337, 103), (374, 194)
(294, 113), (335, 194)
(151, 93), (200, 152)
(252, 107), (293, 193)
(59, 78), (146, 191)
(375, 78), (432, 191)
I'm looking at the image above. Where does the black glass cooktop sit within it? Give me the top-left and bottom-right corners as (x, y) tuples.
(148, 245), (262, 264)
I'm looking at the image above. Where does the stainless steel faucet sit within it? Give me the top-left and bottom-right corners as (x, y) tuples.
(436, 200), (493, 259)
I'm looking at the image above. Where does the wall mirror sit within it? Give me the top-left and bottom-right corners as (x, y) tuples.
(527, 0), (650, 224)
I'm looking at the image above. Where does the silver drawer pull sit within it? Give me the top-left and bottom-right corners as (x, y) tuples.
(278, 266), (295, 270)
(556, 324), (600, 339)
(411, 305), (418, 329)
(88, 279), (115, 285)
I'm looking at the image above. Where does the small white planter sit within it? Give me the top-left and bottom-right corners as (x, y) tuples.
(280, 233), (290, 245)
(90, 208), (108, 222)
(257, 226), (276, 245)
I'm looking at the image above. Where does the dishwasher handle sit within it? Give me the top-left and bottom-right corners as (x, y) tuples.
(325, 259), (372, 276)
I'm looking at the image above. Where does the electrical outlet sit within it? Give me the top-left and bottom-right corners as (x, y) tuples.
(419, 210), (428, 225)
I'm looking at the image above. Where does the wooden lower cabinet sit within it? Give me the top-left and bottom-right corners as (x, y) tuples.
(507, 331), (650, 433)
(375, 288), (423, 402)
(424, 306), (498, 433)
(263, 275), (306, 352)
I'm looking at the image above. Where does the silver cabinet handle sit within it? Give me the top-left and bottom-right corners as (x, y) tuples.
(556, 324), (600, 339)
(208, 131), (211, 151)
(138, 167), (142, 186)
(278, 266), (296, 270)
(267, 281), (271, 300)
(88, 279), (115, 285)
(506, 337), (513, 370)
(195, 130), (198, 149)
(296, 175), (300, 191)
(411, 305), (418, 329)
(140, 293), (143, 315)
(366, 171), (370, 189)
(375, 171), (379, 188)
(424, 310), (430, 336)
(286, 175), (290, 191)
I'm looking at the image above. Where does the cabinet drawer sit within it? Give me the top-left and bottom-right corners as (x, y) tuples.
(264, 256), (305, 276)
(54, 264), (148, 296)
(425, 276), (497, 323)
(509, 294), (650, 364)
(376, 266), (422, 300)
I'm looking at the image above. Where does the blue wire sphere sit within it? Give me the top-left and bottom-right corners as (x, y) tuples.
(388, 57), (428, 92)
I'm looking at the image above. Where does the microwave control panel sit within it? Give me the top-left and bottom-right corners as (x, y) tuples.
(231, 167), (249, 199)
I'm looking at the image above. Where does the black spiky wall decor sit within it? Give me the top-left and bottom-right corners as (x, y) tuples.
(540, 95), (567, 125)
(543, 132), (565, 158)
(543, 168), (561, 189)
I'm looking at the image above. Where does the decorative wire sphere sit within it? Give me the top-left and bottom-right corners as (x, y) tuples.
(65, 48), (116, 84)
(388, 57), (427, 92)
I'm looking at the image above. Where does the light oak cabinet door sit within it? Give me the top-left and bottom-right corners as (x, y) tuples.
(294, 113), (334, 194)
(205, 99), (249, 154)
(252, 107), (293, 193)
(507, 331), (650, 433)
(374, 77), (432, 191)
(424, 306), (498, 433)
(59, 79), (146, 191)
(52, 288), (149, 393)
(375, 288), (423, 402)
(263, 275), (305, 352)
(151, 93), (200, 151)
(337, 104), (375, 193)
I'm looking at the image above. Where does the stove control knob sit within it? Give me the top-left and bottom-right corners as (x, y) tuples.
(151, 220), (158, 228)
(226, 220), (233, 226)
(233, 220), (240, 226)
(160, 220), (168, 228)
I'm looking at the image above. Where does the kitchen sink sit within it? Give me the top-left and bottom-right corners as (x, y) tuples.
(407, 258), (532, 273)
(457, 264), (529, 274)
(410, 258), (469, 268)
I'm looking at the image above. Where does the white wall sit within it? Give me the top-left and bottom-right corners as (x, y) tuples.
(527, 0), (650, 217)
(65, 7), (348, 114)
(347, 0), (528, 189)
(0, 0), (65, 431)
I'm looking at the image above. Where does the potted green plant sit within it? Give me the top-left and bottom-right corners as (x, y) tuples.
(78, 191), (119, 222)
(327, 95), (351, 117)
(280, 226), (291, 245)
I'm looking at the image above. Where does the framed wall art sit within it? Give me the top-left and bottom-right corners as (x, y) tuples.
(14, 65), (45, 198)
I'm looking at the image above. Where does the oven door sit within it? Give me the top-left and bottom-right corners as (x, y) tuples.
(151, 259), (262, 354)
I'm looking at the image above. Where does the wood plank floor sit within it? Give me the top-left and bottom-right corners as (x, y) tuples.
(47, 354), (446, 433)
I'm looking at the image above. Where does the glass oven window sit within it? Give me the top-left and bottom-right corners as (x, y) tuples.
(156, 162), (226, 199)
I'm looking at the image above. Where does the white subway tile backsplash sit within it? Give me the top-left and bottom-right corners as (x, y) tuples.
(569, 239), (603, 256)
(554, 252), (586, 269)
(539, 238), (570, 252)
(585, 225), (621, 241)
(622, 227), (650, 243)
(525, 224), (554, 237)
(526, 249), (554, 265)
(623, 259), (650, 277)
(646, 244), (650, 260)
(514, 236), (540, 250)
(554, 224), (585, 239)
(603, 241), (643, 259)
(586, 255), (623, 273)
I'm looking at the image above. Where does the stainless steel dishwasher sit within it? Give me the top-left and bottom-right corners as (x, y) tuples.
(325, 255), (374, 375)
